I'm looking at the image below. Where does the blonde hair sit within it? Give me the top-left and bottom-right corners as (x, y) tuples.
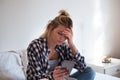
(40, 9), (73, 39)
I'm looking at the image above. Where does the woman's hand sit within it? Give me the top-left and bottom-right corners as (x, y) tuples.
(62, 28), (73, 45)
(63, 28), (78, 56)
(53, 66), (69, 80)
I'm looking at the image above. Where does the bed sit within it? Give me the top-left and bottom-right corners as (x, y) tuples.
(95, 73), (120, 80)
(0, 50), (120, 80)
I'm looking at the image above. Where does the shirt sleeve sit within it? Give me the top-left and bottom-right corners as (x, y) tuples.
(26, 41), (53, 80)
(74, 52), (87, 72)
(64, 44), (87, 72)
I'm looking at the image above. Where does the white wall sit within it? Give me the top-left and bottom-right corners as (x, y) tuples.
(82, 0), (120, 59)
(0, 0), (94, 51)
(0, 0), (120, 60)
(101, 0), (120, 58)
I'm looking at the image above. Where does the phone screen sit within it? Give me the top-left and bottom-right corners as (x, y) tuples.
(61, 60), (75, 74)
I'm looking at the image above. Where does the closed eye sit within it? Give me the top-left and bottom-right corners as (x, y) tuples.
(58, 31), (67, 39)
(58, 31), (63, 36)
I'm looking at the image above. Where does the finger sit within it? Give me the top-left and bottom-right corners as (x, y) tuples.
(64, 33), (71, 40)
(63, 29), (73, 36)
(54, 68), (69, 75)
(54, 67), (67, 74)
(54, 75), (63, 80)
(54, 66), (63, 74)
(53, 71), (64, 79)
(55, 66), (62, 70)
(66, 28), (73, 34)
(65, 28), (71, 32)
(53, 69), (69, 80)
(54, 71), (68, 78)
(56, 69), (69, 74)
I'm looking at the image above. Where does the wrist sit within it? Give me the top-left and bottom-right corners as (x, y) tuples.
(68, 40), (74, 46)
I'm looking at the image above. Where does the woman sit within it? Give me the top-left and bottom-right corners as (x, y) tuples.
(26, 10), (95, 80)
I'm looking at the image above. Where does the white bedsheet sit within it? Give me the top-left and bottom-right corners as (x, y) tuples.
(71, 68), (120, 80)
(41, 73), (120, 80)
(95, 73), (120, 80)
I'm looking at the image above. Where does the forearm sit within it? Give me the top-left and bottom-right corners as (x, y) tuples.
(69, 41), (78, 56)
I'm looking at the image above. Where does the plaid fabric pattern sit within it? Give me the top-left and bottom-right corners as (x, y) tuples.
(26, 38), (86, 80)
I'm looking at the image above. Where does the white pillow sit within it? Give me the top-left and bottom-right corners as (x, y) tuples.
(17, 49), (28, 77)
(0, 51), (26, 80)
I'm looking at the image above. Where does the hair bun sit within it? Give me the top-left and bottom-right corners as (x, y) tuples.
(59, 9), (70, 17)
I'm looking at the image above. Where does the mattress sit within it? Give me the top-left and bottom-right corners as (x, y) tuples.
(95, 73), (120, 80)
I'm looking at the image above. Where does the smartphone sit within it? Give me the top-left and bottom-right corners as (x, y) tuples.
(61, 60), (75, 74)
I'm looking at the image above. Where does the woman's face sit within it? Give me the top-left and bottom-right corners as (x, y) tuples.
(50, 25), (68, 45)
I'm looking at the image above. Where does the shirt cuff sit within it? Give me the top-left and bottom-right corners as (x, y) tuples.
(75, 51), (80, 59)
(41, 78), (49, 80)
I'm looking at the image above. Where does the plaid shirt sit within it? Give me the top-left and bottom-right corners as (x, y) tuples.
(26, 38), (86, 80)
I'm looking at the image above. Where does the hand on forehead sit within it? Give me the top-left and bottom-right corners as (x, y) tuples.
(62, 28), (72, 34)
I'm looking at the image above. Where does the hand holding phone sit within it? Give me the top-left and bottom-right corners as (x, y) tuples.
(53, 66), (69, 80)
(61, 60), (75, 75)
